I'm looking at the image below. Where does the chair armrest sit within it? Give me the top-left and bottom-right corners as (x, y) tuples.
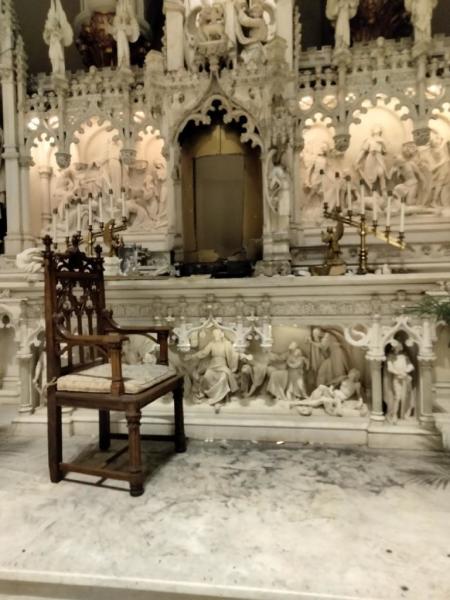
(102, 309), (171, 365)
(102, 309), (171, 335)
(57, 330), (128, 348)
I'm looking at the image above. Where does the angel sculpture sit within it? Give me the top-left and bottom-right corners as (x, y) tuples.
(43, 0), (73, 76)
(234, 0), (275, 64)
(197, 1), (227, 42)
(185, 0), (229, 69)
(405, 0), (438, 45)
(112, 0), (140, 69)
(326, 0), (359, 50)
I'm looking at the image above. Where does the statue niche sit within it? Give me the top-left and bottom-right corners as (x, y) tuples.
(179, 120), (263, 275)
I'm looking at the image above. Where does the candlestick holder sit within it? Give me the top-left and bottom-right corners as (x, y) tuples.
(323, 203), (406, 275)
(102, 216), (128, 257)
(70, 216), (128, 257)
(51, 188), (129, 257)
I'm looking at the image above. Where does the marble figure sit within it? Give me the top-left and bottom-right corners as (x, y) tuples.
(16, 248), (43, 273)
(309, 327), (349, 388)
(356, 125), (389, 194)
(326, 0), (360, 50)
(392, 142), (430, 207)
(266, 351), (289, 401)
(43, 0), (73, 76)
(384, 339), (415, 424)
(405, 0), (438, 45)
(234, 0), (274, 45)
(111, 0), (140, 69)
(285, 342), (309, 401)
(267, 152), (291, 235)
(293, 368), (366, 417)
(32, 344), (47, 407)
(186, 329), (240, 408)
(421, 131), (450, 208)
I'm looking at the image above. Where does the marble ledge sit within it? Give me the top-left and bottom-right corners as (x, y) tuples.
(12, 408), (443, 451)
(0, 271), (447, 297)
(0, 569), (380, 600)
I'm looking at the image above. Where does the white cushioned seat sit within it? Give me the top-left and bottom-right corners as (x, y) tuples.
(56, 363), (177, 394)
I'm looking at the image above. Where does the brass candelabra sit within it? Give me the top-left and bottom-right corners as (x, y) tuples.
(323, 198), (406, 275)
(51, 190), (129, 256)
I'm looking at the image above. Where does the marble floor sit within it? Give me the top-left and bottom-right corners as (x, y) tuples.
(0, 414), (449, 600)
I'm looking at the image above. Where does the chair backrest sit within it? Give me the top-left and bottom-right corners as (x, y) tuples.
(43, 235), (106, 380)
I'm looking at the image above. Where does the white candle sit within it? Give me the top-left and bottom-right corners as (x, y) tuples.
(52, 209), (57, 242)
(400, 200), (405, 233)
(109, 189), (114, 221)
(320, 169), (326, 200)
(121, 187), (126, 217)
(335, 173), (340, 208)
(372, 194), (378, 222)
(360, 181), (365, 215)
(65, 204), (69, 236)
(386, 194), (391, 227)
(76, 200), (81, 232)
(88, 193), (93, 226)
(98, 193), (103, 222)
(346, 177), (352, 212)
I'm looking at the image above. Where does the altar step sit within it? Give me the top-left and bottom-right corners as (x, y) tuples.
(0, 570), (372, 600)
(12, 407), (443, 451)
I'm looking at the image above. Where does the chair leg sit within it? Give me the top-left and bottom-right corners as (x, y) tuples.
(173, 380), (187, 453)
(99, 410), (111, 451)
(126, 408), (144, 497)
(47, 399), (63, 483)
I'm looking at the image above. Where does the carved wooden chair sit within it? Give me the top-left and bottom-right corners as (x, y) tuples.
(43, 235), (186, 496)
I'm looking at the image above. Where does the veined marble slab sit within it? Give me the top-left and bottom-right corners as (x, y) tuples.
(0, 428), (449, 600)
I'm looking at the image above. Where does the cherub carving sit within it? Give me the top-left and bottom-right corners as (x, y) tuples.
(234, 0), (275, 45)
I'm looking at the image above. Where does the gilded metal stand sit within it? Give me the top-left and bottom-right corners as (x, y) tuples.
(323, 203), (406, 275)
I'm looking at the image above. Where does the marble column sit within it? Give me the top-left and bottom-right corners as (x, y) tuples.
(19, 155), (34, 246)
(1, 68), (23, 255)
(290, 138), (304, 247)
(38, 166), (53, 228)
(166, 148), (177, 239)
(418, 359), (435, 428)
(172, 148), (184, 261)
(368, 358), (385, 422)
(163, 0), (185, 71)
(261, 151), (273, 261)
(17, 351), (34, 414)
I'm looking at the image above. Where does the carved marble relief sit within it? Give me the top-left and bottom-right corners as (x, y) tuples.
(167, 322), (367, 415)
(299, 105), (450, 226)
(43, 120), (168, 238)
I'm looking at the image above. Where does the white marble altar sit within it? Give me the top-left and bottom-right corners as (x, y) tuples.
(0, 0), (450, 450)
